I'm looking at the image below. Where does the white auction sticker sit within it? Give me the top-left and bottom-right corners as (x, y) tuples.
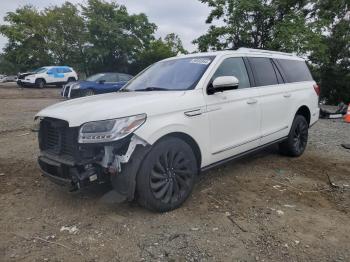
(190, 58), (211, 65)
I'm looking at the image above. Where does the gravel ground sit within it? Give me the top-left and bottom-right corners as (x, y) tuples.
(0, 84), (349, 261)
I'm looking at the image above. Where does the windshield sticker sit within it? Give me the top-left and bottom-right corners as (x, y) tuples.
(190, 58), (211, 65)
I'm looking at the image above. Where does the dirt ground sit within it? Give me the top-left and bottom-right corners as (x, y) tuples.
(0, 83), (349, 262)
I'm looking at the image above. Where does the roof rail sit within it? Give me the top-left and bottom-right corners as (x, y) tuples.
(237, 48), (295, 57)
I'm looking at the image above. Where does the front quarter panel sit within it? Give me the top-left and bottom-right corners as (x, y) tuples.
(133, 89), (211, 167)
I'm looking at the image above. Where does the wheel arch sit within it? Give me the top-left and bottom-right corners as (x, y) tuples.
(154, 132), (202, 169)
(35, 78), (46, 83)
(295, 105), (311, 126)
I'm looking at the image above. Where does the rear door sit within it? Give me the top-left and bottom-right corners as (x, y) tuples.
(247, 57), (291, 144)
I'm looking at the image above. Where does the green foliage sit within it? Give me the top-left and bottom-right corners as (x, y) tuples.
(195, 0), (350, 104)
(0, 0), (186, 76)
(131, 34), (187, 74)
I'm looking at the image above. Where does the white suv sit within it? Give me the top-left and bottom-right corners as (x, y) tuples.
(18, 66), (78, 88)
(35, 48), (320, 212)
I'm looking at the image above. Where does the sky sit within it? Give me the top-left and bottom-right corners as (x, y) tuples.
(0, 0), (213, 52)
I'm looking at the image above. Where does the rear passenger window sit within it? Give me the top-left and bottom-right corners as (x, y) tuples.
(276, 59), (313, 83)
(248, 57), (278, 86)
(272, 61), (284, 84)
(212, 57), (250, 89)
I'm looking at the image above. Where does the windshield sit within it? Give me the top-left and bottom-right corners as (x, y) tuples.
(124, 56), (215, 91)
(33, 67), (47, 74)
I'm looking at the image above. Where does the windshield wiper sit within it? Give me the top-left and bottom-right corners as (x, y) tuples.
(119, 88), (132, 92)
(136, 87), (169, 91)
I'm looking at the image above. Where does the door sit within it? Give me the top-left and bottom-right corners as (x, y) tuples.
(46, 68), (65, 84)
(97, 73), (122, 93)
(247, 57), (291, 144)
(204, 57), (261, 163)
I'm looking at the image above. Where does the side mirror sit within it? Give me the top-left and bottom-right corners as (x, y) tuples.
(47, 71), (53, 75)
(208, 76), (239, 94)
(98, 80), (106, 84)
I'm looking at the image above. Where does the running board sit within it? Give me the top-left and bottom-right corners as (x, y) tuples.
(201, 137), (288, 172)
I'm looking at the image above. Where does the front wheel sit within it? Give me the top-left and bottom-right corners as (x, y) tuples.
(279, 115), (308, 157)
(84, 89), (95, 96)
(35, 79), (45, 89)
(136, 137), (198, 212)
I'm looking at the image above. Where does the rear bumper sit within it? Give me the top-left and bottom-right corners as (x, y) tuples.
(310, 107), (320, 127)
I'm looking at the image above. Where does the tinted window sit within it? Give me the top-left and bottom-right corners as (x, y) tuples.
(276, 59), (313, 83)
(248, 58), (278, 86)
(63, 68), (72, 73)
(119, 74), (132, 81)
(272, 61), (284, 84)
(102, 73), (119, 83)
(212, 57), (250, 89)
(48, 68), (58, 74)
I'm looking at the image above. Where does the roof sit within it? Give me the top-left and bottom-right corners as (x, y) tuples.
(174, 48), (304, 61)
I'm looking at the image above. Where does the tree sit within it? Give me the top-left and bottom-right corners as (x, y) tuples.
(194, 0), (320, 54)
(45, 2), (88, 74)
(309, 0), (350, 104)
(81, 0), (157, 74)
(130, 34), (187, 74)
(0, 6), (53, 72)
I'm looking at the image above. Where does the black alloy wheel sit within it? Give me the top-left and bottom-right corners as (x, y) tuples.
(292, 119), (308, 155)
(136, 137), (197, 212)
(150, 149), (193, 204)
(36, 79), (45, 89)
(279, 115), (309, 157)
(85, 89), (95, 96)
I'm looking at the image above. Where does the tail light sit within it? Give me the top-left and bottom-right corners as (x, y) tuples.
(313, 84), (320, 96)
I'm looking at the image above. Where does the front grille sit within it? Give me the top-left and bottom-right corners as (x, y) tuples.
(39, 118), (78, 160)
(64, 85), (70, 98)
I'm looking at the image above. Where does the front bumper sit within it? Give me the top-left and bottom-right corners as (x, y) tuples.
(38, 155), (105, 190)
(61, 84), (83, 99)
(17, 80), (36, 87)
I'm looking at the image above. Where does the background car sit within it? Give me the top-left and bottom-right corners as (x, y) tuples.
(61, 72), (133, 99)
(0, 75), (18, 82)
(17, 66), (78, 88)
(0, 75), (17, 83)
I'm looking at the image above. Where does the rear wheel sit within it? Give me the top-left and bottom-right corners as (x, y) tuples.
(136, 137), (198, 212)
(279, 115), (308, 157)
(35, 79), (45, 89)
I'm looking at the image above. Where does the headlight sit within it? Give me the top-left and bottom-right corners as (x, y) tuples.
(31, 117), (42, 132)
(71, 83), (80, 90)
(78, 114), (146, 143)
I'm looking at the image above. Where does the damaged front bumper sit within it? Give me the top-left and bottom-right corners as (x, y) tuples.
(38, 133), (151, 199)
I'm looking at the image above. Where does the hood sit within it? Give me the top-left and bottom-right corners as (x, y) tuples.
(36, 90), (197, 127)
(18, 72), (35, 78)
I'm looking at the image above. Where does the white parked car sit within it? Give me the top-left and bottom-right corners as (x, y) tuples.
(18, 66), (78, 88)
(35, 48), (320, 212)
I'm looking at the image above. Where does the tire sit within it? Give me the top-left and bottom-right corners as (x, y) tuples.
(279, 115), (308, 157)
(136, 137), (198, 212)
(84, 89), (95, 96)
(35, 79), (45, 89)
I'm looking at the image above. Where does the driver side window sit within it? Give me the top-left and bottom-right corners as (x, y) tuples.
(212, 57), (251, 89)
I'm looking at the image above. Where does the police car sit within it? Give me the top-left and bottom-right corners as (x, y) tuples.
(17, 66), (78, 88)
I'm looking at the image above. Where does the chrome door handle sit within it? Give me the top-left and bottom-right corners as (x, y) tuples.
(246, 99), (258, 105)
(283, 93), (292, 98)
